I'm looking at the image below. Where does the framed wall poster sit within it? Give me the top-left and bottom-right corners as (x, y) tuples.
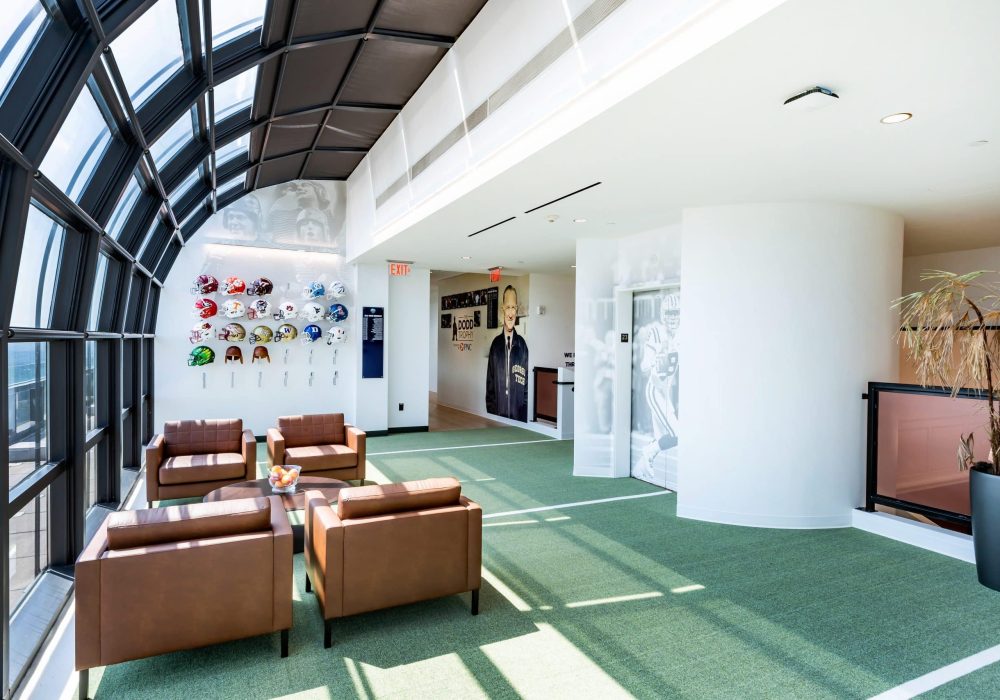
(361, 306), (384, 378)
(441, 313), (452, 329)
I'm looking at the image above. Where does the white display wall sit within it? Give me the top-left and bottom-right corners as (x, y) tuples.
(155, 182), (357, 435)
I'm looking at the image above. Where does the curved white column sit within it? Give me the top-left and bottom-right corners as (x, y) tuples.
(677, 203), (903, 528)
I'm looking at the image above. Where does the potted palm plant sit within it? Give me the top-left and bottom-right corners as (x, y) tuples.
(895, 270), (1000, 590)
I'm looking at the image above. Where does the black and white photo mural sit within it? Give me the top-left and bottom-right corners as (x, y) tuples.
(630, 288), (680, 488)
(485, 284), (529, 422)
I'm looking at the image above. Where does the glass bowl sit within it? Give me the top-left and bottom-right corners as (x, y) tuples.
(267, 465), (301, 493)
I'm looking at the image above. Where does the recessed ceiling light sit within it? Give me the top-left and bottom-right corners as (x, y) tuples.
(461, 255), (471, 260)
(573, 218), (587, 223)
(880, 112), (912, 124)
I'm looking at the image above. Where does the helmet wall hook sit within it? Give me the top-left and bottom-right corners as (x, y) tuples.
(202, 372), (207, 389)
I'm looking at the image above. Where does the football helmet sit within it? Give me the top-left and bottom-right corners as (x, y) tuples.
(190, 274), (219, 294)
(326, 326), (347, 345)
(217, 322), (246, 341)
(246, 299), (272, 320)
(224, 346), (244, 364)
(300, 324), (323, 344)
(221, 299), (246, 318)
(249, 325), (273, 344)
(193, 298), (218, 319)
(189, 321), (213, 344)
(303, 281), (326, 299)
(251, 346), (270, 363)
(275, 323), (298, 342)
(300, 301), (325, 322)
(247, 277), (273, 296)
(325, 303), (349, 323)
(221, 276), (246, 295)
(187, 346), (215, 367)
(328, 280), (347, 299)
(272, 300), (297, 320)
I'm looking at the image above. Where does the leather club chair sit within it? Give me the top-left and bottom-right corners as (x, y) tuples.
(266, 413), (365, 482)
(75, 496), (292, 699)
(303, 477), (482, 648)
(145, 418), (255, 508)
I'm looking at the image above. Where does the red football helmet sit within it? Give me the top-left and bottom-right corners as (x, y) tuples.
(190, 274), (219, 294)
(193, 298), (218, 319)
(221, 276), (247, 295)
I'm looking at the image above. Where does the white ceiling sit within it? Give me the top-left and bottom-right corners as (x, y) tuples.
(359, 0), (1000, 275)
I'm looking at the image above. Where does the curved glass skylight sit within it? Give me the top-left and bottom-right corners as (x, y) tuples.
(150, 108), (195, 168)
(11, 204), (64, 328)
(217, 174), (244, 198)
(214, 66), (257, 121)
(0, 0), (46, 99)
(211, 0), (267, 48)
(38, 84), (112, 201)
(216, 131), (251, 167)
(106, 171), (143, 239)
(169, 168), (202, 203)
(111, 0), (184, 107)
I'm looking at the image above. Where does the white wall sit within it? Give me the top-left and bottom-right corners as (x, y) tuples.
(573, 225), (682, 476)
(678, 203), (903, 528)
(388, 269), (431, 429)
(154, 242), (357, 435)
(429, 284), (439, 392)
(526, 272), (576, 370)
(354, 264), (389, 433)
(903, 245), (1000, 295)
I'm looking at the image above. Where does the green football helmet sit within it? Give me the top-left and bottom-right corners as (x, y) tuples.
(187, 345), (216, 367)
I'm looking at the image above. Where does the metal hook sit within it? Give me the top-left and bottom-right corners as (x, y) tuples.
(283, 370), (289, 387)
(308, 371), (314, 387)
(258, 371), (263, 388)
(230, 371), (234, 388)
(284, 348), (289, 364)
(202, 372), (207, 389)
(333, 369), (339, 386)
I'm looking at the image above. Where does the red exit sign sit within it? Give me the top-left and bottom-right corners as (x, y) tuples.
(388, 262), (411, 276)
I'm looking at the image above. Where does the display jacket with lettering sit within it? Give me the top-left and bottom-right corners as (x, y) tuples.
(485, 329), (529, 421)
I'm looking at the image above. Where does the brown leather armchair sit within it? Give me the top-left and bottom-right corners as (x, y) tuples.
(145, 418), (256, 507)
(75, 496), (292, 699)
(303, 477), (482, 648)
(266, 413), (365, 483)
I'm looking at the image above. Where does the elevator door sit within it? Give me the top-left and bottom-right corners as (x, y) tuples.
(629, 288), (679, 489)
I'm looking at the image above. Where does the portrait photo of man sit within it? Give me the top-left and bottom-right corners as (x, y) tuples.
(221, 194), (262, 242)
(485, 285), (529, 422)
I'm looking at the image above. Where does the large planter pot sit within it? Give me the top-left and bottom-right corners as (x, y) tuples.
(971, 465), (1000, 591)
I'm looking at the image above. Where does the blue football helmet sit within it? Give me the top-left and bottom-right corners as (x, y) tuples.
(326, 303), (349, 322)
(303, 281), (326, 299)
(300, 324), (323, 344)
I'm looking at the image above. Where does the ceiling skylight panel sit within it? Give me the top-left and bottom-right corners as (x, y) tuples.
(111, 0), (185, 107)
(169, 169), (202, 203)
(217, 174), (244, 198)
(106, 171), (144, 239)
(216, 132), (250, 166)
(211, 0), (267, 47)
(0, 0), (47, 99)
(150, 109), (195, 168)
(214, 66), (257, 121)
(39, 84), (112, 201)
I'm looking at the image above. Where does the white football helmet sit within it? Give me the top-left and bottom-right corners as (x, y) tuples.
(327, 280), (347, 299)
(221, 299), (246, 318)
(246, 298), (272, 320)
(326, 326), (347, 345)
(300, 301), (325, 322)
(189, 321), (213, 344)
(272, 300), (297, 321)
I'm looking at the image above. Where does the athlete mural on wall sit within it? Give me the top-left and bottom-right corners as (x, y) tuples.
(485, 285), (529, 422)
(630, 288), (680, 488)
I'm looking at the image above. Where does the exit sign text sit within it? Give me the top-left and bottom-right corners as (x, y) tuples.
(389, 262), (411, 276)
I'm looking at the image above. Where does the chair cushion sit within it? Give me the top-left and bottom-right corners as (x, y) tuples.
(163, 418), (243, 456)
(159, 453), (246, 485)
(284, 444), (357, 471)
(106, 497), (271, 550)
(278, 414), (345, 448)
(338, 477), (461, 520)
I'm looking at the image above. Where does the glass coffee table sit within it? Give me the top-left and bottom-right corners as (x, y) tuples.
(203, 476), (350, 553)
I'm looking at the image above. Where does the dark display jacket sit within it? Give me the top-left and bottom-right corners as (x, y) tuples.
(485, 329), (529, 421)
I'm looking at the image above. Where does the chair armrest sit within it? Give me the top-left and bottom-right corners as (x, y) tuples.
(346, 426), (366, 482)
(267, 428), (285, 468)
(75, 521), (110, 670)
(241, 429), (257, 479)
(461, 496), (483, 591)
(267, 495), (293, 631)
(304, 490), (344, 618)
(144, 434), (165, 503)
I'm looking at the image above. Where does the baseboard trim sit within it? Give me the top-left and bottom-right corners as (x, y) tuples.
(676, 503), (851, 529)
(366, 430), (389, 437)
(851, 508), (975, 563)
(387, 425), (429, 434)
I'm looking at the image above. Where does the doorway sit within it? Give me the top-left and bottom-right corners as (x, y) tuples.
(628, 287), (680, 489)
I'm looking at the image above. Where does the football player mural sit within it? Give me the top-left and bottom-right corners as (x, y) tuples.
(485, 285), (528, 422)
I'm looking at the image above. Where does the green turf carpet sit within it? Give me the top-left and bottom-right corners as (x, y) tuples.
(93, 430), (1000, 699)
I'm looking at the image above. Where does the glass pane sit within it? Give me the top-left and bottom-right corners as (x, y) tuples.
(211, 0), (267, 47)
(8, 343), (48, 491)
(38, 85), (112, 200)
(875, 390), (986, 518)
(0, 1), (46, 100)
(85, 445), (98, 509)
(169, 168), (202, 203)
(9, 488), (49, 613)
(218, 174), (243, 198)
(150, 109), (195, 168)
(88, 254), (110, 331)
(138, 215), (165, 261)
(85, 341), (97, 432)
(11, 206), (64, 328)
(216, 131), (250, 167)
(111, 0), (185, 107)
(214, 66), (257, 121)
(107, 171), (144, 239)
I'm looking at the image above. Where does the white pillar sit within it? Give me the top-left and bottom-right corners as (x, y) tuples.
(678, 203), (903, 528)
